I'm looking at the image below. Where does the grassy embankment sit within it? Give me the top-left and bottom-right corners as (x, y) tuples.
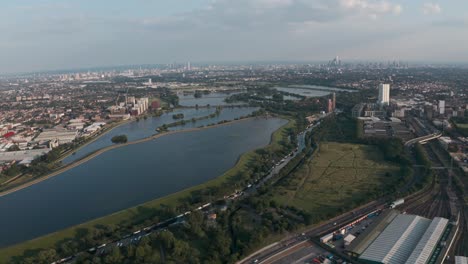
(0, 118), (295, 263)
(271, 142), (400, 216)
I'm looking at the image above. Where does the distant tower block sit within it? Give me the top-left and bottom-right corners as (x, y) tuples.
(328, 99), (333, 113)
(148, 78), (152, 84)
(332, 92), (336, 110)
(378, 84), (390, 105)
(187, 61), (191, 71)
(439, 100), (445, 115)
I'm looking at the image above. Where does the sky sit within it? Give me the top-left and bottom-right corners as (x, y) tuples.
(1, 0), (467, 73)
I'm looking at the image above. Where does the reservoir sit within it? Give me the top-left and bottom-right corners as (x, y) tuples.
(274, 85), (356, 97)
(63, 107), (257, 164)
(177, 92), (241, 106)
(0, 117), (286, 247)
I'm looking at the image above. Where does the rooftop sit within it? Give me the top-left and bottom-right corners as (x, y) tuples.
(359, 214), (431, 264)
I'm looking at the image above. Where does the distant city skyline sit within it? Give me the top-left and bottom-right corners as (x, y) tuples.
(1, 0), (468, 73)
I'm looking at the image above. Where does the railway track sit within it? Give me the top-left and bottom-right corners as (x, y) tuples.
(454, 207), (468, 256)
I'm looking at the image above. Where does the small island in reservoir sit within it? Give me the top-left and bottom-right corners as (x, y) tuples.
(111, 135), (128, 144)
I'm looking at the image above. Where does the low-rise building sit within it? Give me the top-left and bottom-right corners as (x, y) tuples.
(0, 149), (51, 163)
(35, 128), (78, 145)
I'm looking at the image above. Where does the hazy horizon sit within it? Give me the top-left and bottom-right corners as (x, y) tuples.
(2, 0), (468, 74)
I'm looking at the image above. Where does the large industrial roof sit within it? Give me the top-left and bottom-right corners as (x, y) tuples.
(347, 210), (399, 255)
(359, 214), (431, 264)
(405, 217), (449, 264)
(456, 256), (468, 264)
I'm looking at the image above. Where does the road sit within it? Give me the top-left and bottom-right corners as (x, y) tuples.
(239, 197), (388, 264)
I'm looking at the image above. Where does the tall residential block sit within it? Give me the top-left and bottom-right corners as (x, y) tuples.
(378, 84), (390, 105)
(439, 100), (445, 115)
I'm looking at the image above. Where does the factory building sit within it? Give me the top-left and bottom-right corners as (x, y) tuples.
(35, 128), (78, 145)
(0, 149), (51, 164)
(347, 210), (450, 264)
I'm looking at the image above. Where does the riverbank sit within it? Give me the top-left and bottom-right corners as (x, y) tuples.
(0, 117), (294, 263)
(0, 116), (257, 198)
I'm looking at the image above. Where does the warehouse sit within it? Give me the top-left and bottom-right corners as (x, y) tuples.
(347, 211), (449, 264)
(35, 128), (78, 145)
(404, 217), (449, 264)
(0, 149), (50, 163)
(346, 210), (399, 257)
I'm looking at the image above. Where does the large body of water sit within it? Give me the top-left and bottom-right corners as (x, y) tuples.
(63, 107), (257, 164)
(0, 117), (286, 247)
(177, 92), (242, 106)
(274, 85), (355, 97)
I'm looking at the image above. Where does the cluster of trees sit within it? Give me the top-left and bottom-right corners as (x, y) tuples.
(224, 88), (304, 104)
(413, 143), (434, 188)
(451, 116), (468, 136)
(1, 163), (20, 178)
(193, 90), (210, 98)
(172, 113), (184, 120)
(7, 144), (20, 152)
(157, 88), (179, 107)
(111, 135), (128, 144)
(156, 106), (229, 131)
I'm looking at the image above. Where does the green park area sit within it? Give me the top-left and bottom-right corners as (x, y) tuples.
(272, 142), (400, 216)
(452, 117), (468, 136)
(0, 118), (296, 263)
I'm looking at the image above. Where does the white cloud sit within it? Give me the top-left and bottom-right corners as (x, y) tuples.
(422, 3), (441, 15)
(339, 0), (402, 15)
(252, 0), (294, 9)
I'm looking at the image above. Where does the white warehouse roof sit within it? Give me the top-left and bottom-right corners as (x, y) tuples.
(456, 256), (468, 264)
(359, 214), (431, 264)
(405, 217), (449, 264)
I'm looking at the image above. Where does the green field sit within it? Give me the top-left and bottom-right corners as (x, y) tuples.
(272, 142), (399, 215)
(452, 118), (468, 137)
(456, 123), (468, 129)
(0, 118), (295, 263)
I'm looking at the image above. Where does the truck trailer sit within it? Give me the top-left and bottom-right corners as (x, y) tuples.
(390, 198), (404, 208)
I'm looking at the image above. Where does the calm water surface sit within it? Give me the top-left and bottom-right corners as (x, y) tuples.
(178, 92), (242, 106)
(274, 85), (356, 97)
(0, 117), (285, 247)
(63, 107), (257, 164)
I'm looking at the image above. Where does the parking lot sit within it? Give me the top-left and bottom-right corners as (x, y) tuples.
(322, 210), (381, 253)
(270, 242), (328, 264)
